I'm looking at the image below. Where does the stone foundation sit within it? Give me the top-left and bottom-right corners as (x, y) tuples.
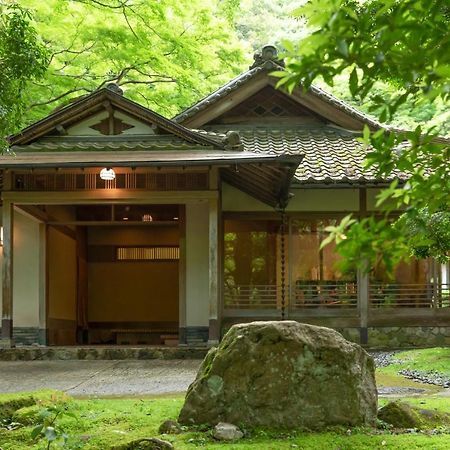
(336, 326), (450, 348)
(179, 326), (209, 346)
(0, 327), (42, 346)
(0, 346), (208, 361)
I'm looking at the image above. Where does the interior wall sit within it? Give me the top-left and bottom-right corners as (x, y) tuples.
(47, 227), (78, 345)
(87, 225), (179, 326)
(185, 202), (209, 328)
(12, 211), (40, 328)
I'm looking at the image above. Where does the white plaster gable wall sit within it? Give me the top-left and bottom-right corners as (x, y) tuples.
(222, 182), (360, 212)
(221, 183), (273, 212)
(185, 201), (209, 327)
(287, 188), (359, 212)
(67, 111), (155, 136)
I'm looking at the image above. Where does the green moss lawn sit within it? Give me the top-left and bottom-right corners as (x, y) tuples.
(1, 348), (449, 449)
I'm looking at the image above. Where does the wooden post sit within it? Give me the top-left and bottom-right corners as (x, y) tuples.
(1, 200), (14, 348)
(178, 205), (187, 345)
(357, 188), (369, 345)
(208, 196), (220, 345)
(357, 267), (369, 345)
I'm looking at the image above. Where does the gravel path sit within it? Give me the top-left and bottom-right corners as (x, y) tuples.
(1, 353), (448, 398)
(0, 360), (201, 397)
(370, 350), (450, 393)
(399, 369), (450, 388)
(370, 351), (399, 368)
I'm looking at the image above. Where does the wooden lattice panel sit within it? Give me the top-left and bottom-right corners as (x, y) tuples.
(12, 171), (208, 191)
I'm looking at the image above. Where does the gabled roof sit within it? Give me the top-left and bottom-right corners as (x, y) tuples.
(8, 84), (227, 150)
(174, 45), (382, 130)
(2, 83), (304, 208)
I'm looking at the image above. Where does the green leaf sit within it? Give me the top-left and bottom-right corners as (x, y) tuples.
(336, 39), (349, 58)
(44, 426), (57, 441)
(349, 67), (358, 97)
(31, 424), (43, 439)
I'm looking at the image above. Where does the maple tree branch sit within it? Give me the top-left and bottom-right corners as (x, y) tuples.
(29, 87), (91, 107)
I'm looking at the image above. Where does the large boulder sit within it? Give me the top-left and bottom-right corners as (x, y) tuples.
(179, 321), (377, 429)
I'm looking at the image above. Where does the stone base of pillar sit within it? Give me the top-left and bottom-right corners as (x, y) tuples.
(359, 327), (368, 345)
(0, 338), (15, 349)
(208, 318), (220, 343)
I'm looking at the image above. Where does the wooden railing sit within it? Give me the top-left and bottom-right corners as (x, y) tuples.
(223, 284), (278, 310)
(223, 281), (358, 310)
(369, 283), (450, 308)
(224, 282), (450, 311)
(293, 282), (358, 308)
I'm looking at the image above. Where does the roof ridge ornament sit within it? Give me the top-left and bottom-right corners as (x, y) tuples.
(222, 130), (243, 151)
(250, 45), (285, 70)
(106, 82), (124, 96)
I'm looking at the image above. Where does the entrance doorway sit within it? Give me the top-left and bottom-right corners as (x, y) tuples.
(43, 204), (181, 346)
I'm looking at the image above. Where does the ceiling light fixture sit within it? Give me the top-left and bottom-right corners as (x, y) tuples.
(100, 167), (116, 181)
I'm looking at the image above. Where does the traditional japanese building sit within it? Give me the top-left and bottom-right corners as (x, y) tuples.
(1, 46), (448, 349)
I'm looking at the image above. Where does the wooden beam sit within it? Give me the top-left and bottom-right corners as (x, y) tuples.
(16, 205), (48, 222)
(16, 205), (76, 240)
(1, 200), (14, 347)
(4, 190), (218, 204)
(359, 188), (367, 218)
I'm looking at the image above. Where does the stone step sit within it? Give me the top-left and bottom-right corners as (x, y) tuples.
(164, 339), (179, 347)
(0, 346), (208, 361)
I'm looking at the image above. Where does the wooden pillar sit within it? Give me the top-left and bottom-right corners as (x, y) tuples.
(178, 205), (187, 345)
(358, 188), (369, 345)
(1, 200), (14, 348)
(208, 196), (220, 345)
(357, 267), (369, 345)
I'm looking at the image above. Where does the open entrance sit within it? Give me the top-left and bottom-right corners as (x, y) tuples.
(40, 204), (181, 346)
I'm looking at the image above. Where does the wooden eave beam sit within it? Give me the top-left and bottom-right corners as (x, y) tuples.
(221, 169), (278, 207)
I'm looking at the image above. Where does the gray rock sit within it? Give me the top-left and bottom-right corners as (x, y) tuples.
(178, 321), (377, 429)
(213, 422), (243, 441)
(111, 437), (174, 449)
(159, 419), (182, 435)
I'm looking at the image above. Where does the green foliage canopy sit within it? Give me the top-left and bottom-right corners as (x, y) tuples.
(0, 2), (49, 147)
(19, 0), (245, 125)
(277, 0), (450, 270)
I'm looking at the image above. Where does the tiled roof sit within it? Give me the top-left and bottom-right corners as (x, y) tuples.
(174, 61), (381, 130)
(205, 125), (408, 185)
(10, 136), (214, 153)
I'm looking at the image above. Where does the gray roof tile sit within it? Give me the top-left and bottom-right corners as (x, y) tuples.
(205, 125), (408, 184)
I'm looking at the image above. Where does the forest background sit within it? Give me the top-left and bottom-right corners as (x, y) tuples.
(1, 0), (448, 268)
(2, 0), (449, 136)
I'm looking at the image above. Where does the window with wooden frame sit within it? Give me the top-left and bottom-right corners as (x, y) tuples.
(116, 246), (179, 261)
